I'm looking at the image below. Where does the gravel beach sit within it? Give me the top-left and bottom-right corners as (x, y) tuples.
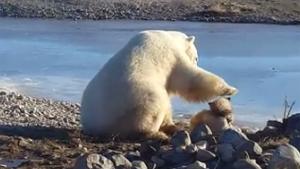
(1, 91), (300, 169)
(1, 0), (300, 24)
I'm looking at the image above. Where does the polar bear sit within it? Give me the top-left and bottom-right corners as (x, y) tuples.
(80, 30), (237, 140)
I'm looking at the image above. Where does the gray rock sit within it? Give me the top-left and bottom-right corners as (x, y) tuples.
(74, 153), (115, 169)
(190, 124), (212, 143)
(161, 149), (193, 165)
(125, 151), (141, 161)
(267, 120), (283, 129)
(187, 161), (206, 169)
(233, 159), (262, 169)
(290, 131), (300, 151)
(236, 141), (263, 157)
(268, 144), (300, 169)
(151, 156), (165, 168)
(196, 149), (216, 162)
(186, 144), (198, 154)
(217, 143), (235, 162)
(194, 141), (208, 150)
(171, 130), (191, 147)
(131, 160), (148, 169)
(219, 128), (248, 148)
(140, 140), (160, 158)
(111, 154), (132, 168)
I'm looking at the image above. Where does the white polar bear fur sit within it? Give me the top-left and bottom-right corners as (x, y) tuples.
(80, 30), (237, 139)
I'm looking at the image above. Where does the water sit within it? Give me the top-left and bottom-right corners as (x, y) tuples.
(1, 18), (300, 124)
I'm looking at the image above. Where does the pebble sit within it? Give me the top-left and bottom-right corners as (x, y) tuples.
(125, 151), (141, 161)
(111, 154), (132, 168)
(74, 153), (115, 169)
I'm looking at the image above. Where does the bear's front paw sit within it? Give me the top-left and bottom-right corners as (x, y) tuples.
(222, 86), (238, 96)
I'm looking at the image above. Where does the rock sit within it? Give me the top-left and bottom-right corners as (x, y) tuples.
(151, 156), (165, 167)
(171, 130), (191, 147)
(111, 154), (132, 168)
(0, 91), (7, 95)
(267, 120), (283, 129)
(233, 159), (262, 169)
(140, 140), (160, 158)
(0, 159), (28, 168)
(268, 144), (300, 169)
(196, 149), (216, 162)
(186, 144), (198, 154)
(161, 149), (193, 165)
(194, 141), (208, 150)
(102, 149), (122, 159)
(125, 151), (141, 161)
(74, 154), (115, 169)
(219, 128), (248, 148)
(132, 160), (148, 169)
(290, 133), (300, 151)
(190, 124), (212, 143)
(236, 141), (263, 157)
(187, 161), (207, 169)
(284, 113), (300, 135)
(217, 143), (235, 162)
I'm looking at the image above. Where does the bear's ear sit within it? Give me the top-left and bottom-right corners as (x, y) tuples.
(187, 36), (195, 43)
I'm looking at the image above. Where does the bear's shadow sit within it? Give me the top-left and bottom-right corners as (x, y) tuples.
(0, 125), (147, 143)
(0, 125), (74, 140)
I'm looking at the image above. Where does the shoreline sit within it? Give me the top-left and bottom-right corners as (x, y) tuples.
(0, 91), (299, 168)
(1, 0), (300, 25)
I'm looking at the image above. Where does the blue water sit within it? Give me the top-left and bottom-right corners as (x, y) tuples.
(1, 18), (300, 123)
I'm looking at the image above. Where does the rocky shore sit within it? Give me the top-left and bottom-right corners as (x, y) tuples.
(1, 91), (300, 169)
(0, 0), (300, 25)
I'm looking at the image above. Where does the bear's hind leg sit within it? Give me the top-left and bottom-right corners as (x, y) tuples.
(160, 110), (180, 136)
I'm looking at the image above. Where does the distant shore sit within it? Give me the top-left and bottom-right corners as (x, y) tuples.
(1, 0), (300, 25)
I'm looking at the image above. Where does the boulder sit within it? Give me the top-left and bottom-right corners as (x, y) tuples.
(217, 143), (235, 162)
(284, 113), (300, 135)
(235, 141), (263, 157)
(290, 134), (300, 151)
(268, 144), (300, 169)
(219, 128), (248, 148)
